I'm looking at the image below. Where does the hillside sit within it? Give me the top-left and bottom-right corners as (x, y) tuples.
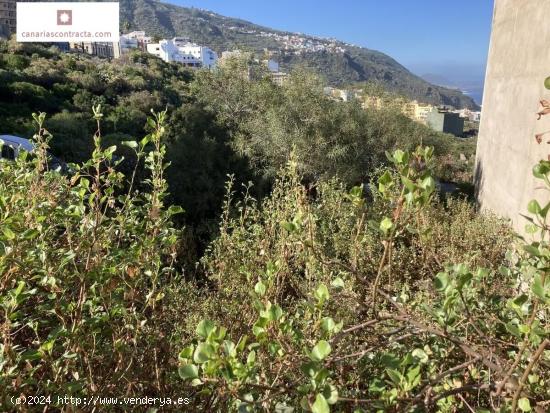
(118, 0), (479, 109)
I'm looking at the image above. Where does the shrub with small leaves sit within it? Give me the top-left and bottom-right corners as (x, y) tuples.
(0, 108), (184, 408)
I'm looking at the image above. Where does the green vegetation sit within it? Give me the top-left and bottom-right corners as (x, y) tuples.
(0, 41), (474, 239)
(1, 41), (548, 412)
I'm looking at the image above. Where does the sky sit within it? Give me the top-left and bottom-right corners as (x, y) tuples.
(171, 0), (495, 86)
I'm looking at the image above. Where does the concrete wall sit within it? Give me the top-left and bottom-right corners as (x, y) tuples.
(443, 113), (464, 137)
(475, 0), (550, 234)
(427, 111), (464, 136)
(427, 110), (445, 133)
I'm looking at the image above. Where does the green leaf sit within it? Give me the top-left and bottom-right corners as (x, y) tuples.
(196, 320), (215, 339)
(393, 149), (406, 164)
(380, 217), (393, 234)
(178, 364), (199, 380)
(2, 227), (15, 240)
(545, 76), (550, 90)
(533, 162), (550, 179)
(281, 221), (297, 233)
(421, 176), (435, 192)
(311, 394), (330, 413)
(378, 170), (392, 186)
(104, 145), (117, 156)
(147, 117), (157, 129)
(349, 185), (363, 198)
(167, 205), (184, 216)
(323, 384), (339, 405)
(378, 171), (394, 195)
(406, 365), (421, 389)
(512, 294), (529, 307)
(39, 338), (55, 354)
(223, 340), (236, 357)
(331, 277), (344, 290)
(21, 229), (39, 240)
(246, 350), (256, 365)
(21, 349), (42, 361)
(411, 348), (428, 363)
(505, 322), (521, 338)
(267, 304), (283, 321)
(14, 280), (25, 296)
(321, 317), (336, 333)
(314, 284), (330, 304)
(254, 280), (266, 297)
(179, 345), (194, 361)
(457, 272), (473, 290)
(518, 397), (531, 412)
(310, 340), (331, 361)
(401, 176), (416, 192)
(386, 368), (404, 386)
(193, 343), (215, 363)
(523, 245), (541, 257)
(434, 272), (450, 291)
(532, 274), (546, 300)
(527, 200), (542, 215)
(252, 320), (267, 338)
(121, 140), (138, 149)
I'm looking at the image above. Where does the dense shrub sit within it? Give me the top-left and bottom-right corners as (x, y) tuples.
(1, 121), (547, 411)
(178, 149), (548, 412)
(0, 109), (187, 407)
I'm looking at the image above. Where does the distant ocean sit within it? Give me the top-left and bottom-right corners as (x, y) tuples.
(462, 87), (484, 107)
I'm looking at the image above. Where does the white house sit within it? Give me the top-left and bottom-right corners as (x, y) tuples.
(147, 38), (218, 68)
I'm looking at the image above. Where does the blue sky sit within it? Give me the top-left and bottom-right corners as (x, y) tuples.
(170, 0), (495, 83)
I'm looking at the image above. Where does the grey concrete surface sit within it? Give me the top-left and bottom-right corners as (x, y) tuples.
(475, 0), (550, 235)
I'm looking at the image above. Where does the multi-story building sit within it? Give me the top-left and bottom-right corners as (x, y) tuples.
(121, 31), (153, 52)
(262, 58), (288, 86)
(147, 38), (218, 68)
(401, 100), (417, 119)
(413, 101), (435, 124)
(0, 0), (16, 39)
(360, 95), (434, 124)
(70, 42), (121, 59)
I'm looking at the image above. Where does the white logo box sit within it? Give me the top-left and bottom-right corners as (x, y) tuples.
(17, 2), (119, 42)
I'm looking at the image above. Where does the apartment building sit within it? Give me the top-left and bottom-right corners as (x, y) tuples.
(70, 42), (121, 59)
(0, 0), (16, 39)
(147, 38), (218, 68)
